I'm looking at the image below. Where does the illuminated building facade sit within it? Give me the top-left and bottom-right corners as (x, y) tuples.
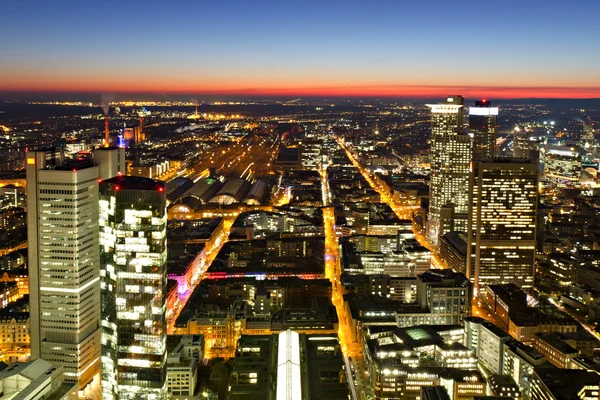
(467, 160), (538, 291)
(513, 132), (543, 162)
(529, 368), (600, 400)
(300, 140), (323, 170)
(26, 149), (101, 388)
(544, 145), (582, 186)
(99, 176), (168, 400)
(468, 100), (498, 161)
(427, 96), (471, 245)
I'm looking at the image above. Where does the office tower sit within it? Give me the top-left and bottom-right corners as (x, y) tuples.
(513, 131), (543, 161)
(99, 176), (168, 400)
(469, 100), (498, 161)
(544, 145), (582, 187)
(299, 140), (323, 170)
(467, 160), (538, 293)
(427, 96), (471, 245)
(94, 147), (126, 180)
(26, 148), (101, 388)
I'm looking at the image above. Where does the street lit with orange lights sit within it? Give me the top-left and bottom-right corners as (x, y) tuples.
(336, 137), (448, 271)
(167, 217), (234, 334)
(321, 163), (374, 400)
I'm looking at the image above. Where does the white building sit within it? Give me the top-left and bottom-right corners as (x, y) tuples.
(167, 335), (203, 399)
(26, 149), (101, 388)
(464, 317), (511, 375)
(0, 359), (78, 400)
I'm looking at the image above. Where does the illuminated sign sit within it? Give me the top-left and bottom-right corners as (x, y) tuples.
(469, 107), (499, 116)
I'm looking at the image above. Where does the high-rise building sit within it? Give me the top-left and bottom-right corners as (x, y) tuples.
(543, 145), (582, 187)
(99, 176), (168, 400)
(427, 96), (471, 244)
(26, 148), (101, 388)
(513, 131), (543, 161)
(469, 100), (498, 161)
(467, 159), (538, 292)
(299, 140), (322, 170)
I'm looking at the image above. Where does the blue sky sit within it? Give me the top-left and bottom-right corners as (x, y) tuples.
(1, 0), (599, 97)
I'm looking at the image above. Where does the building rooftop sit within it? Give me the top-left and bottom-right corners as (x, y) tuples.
(534, 368), (600, 400)
(102, 175), (165, 191)
(440, 231), (467, 256)
(535, 332), (579, 355)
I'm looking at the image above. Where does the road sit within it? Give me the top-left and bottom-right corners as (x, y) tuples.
(548, 297), (600, 342)
(336, 137), (447, 270)
(167, 217), (235, 334)
(337, 137), (419, 219)
(321, 163), (374, 400)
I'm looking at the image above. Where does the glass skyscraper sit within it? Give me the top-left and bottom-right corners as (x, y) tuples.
(26, 149), (101, 388)
(469, 100), (498, 161)
(99, 176), (168, 400)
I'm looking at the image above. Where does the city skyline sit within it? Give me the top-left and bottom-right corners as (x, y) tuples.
(2, 1), (600, 398)
(2, 0), (600, 99)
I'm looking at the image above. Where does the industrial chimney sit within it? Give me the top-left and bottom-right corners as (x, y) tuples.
(104, 115), (110, 147)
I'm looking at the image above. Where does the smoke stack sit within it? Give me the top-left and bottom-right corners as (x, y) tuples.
(139, 115), (143, 142)
(104, 115), (110, 147)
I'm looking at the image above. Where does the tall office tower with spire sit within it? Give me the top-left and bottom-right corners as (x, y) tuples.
(99, 176), (168, 400)
(466, 159), (538, 294)
(427, 96), (471, 245)
(26, 148), (101, 388)
(469, 100), (498, 161)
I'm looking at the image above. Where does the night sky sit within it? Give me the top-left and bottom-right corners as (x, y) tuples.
(2, 0), (599, 98)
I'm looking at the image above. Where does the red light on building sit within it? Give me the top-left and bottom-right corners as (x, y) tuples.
(115, 186), (120, 191)
(158, 187), (164, 192)
(482, 99), (487, 103)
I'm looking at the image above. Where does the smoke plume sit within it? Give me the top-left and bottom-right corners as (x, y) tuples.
(100, 93), (117, 115)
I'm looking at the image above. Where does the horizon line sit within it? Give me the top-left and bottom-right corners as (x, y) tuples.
(1, 83), (600, 100)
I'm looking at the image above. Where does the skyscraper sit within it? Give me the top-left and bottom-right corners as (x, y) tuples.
(469, 100), (498, 161)
(543, 145), (582, 187)
(99, 176), (168, 400)
(467, 159), (538, 293)
(427, 96), (471, 245)
(26, 148), (101, 388)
